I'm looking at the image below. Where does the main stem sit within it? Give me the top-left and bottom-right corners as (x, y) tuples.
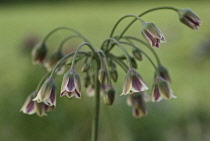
(91, 60), (100, 141)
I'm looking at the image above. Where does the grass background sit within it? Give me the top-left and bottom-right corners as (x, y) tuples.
(0, 1), (210, 141)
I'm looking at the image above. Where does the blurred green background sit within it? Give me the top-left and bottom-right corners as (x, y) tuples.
(0, 1), (210, 141)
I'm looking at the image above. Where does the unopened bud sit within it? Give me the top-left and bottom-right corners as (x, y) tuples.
(98, 69), (106, 83)
(103, 85), (115, 105)
(32, 42), (47, 64)
(81, 63), (90, 72)
(132, 49), (143, 61)
(110, 69), (118, 82)
(130, 57), (138, 69)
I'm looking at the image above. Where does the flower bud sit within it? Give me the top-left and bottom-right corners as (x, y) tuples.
(45, 51), (64, 72)
(103, 85), (115, 105)
(98, 69), (106, 83)
(60, 69), (81, 99)
(132, 49), (143, 61)
(122, 68), (148, 95)
(141, 22), (165, 48)
(33, 77), (56, 106)
(157, 65), (171, 83)
(130, 57), (138, 69)
(178, 8), (201, 30)
(110, 69), (118, 82)
(81, 63), (91, 72)
(127, 92), (147, 118)
(32, 42), (47, 64)
(152, 77), (176, 102)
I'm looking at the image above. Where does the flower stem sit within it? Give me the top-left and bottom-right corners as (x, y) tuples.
(42, 26), (90, 43)
(120, 41), (160, 76)
(118, 7), (178, 39)
(123, 36), (161, 65)
(91, 60), (100, 141)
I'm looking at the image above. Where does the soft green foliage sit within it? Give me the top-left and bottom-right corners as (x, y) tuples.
(0, 1), (210, 141)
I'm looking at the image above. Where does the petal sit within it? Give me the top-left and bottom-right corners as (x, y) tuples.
(152, 85), (162, 102)
(121, 73), (132, 95)
(61, 73), (69, 93)
(131, 77), (142, 92)
(74, 73), (81, 93)
(66, 77), (76, 92)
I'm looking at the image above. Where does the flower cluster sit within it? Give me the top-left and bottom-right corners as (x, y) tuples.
(20, 7), (201, 121)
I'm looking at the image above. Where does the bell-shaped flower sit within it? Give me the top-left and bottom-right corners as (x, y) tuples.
(20, 91), (37, 115)
(60, 69), (81, 99)
(33, 77), (56, 106)
(122, 68), (148, 95)
(127, 92), (149, 118)
(152, 77), (176, 102)
(103, 84), (115, 105)
(32, 42), (47, 64)
(178, 8), (201, 30)
(20, 91), (55, 117)
(45, 50), (65, 74)
(141, 22), (165, 48)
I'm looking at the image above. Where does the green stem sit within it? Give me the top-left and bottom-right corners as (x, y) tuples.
(123, 36), (161, 65)
(102, 38), (132, 68)
(58, 35), (82, 51)
(35, 72), (51, 92)
(42, 26), (90, 43)
(106, 14), (145, 50)
(91, 60), (100, 141)
(109, 54), (128, 73)
(71, 42), (101, 69)
(50, 51), (90, 77)
(120, 41), (160, 76)
(98, 50), (112, 84)
(119, 7), (178, 39)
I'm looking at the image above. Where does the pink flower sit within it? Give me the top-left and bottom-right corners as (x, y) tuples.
(60, 69), (81, 99)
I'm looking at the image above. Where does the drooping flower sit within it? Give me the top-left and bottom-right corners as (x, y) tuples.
(45, 50), (65, 74)
(33, 77), (56, 106)
(157, 65), (171, 83)
(122, 68), (148, 95)
(20, 91), (37, 115)
(152, 77), (176, 102)
(102, 84), (115, 105)
(178, 8), (201, 30)
(127, 92), (150, 118)
(20, 91), (55, 117)
(141, 22), (165, 48)
(60, 69), (81, 99)
(32, 42), (47, 64)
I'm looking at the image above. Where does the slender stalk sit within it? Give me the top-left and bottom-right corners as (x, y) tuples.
(58, 35), (82, 51)
(42, 26), (90, 43)
(98, 50), (112, 84)
(70, 42), (102, 70)
(107, 6), (178, 52)
(50, 51), (90, 77)
(106, 14), (145, 50)
(123, 36), (161, 65)
(120, 41), (160, 76)
(35, 72), (51, 92)
(109, 54), (128, 73)
(119, 7), (178, 39)
(102, 38), (132, 68)
(91, 60), (100, 141)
